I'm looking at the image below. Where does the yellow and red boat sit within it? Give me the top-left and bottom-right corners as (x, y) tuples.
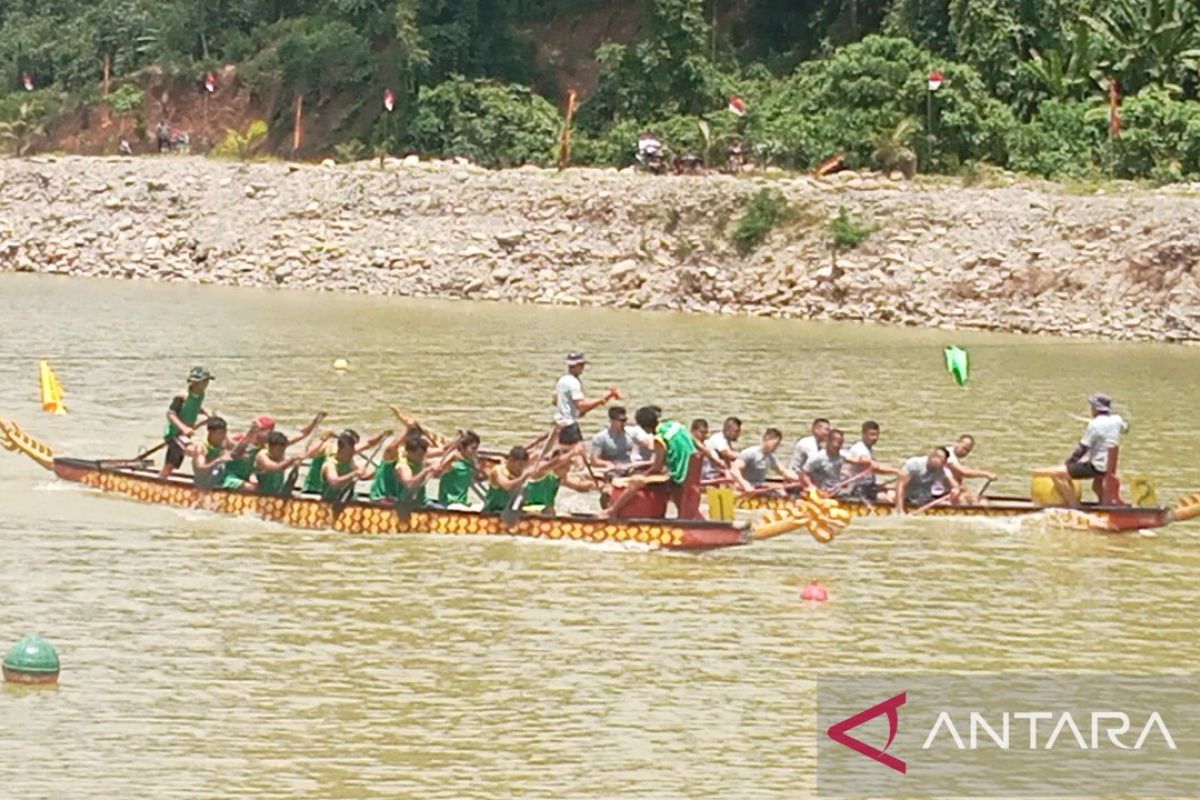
(0, 417), (845, 551)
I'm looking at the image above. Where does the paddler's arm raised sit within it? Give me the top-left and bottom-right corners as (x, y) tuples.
(255, 449), (302, 474)
(575, 387), (621, 419)
(287, 411), (328, 445)
(303, 432), (334, 459)
(356, 429), (391, 455)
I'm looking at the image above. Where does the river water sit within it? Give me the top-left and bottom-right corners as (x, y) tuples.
(0, 274), (1197, 799)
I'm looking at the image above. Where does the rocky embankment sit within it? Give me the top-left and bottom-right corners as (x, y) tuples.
(2, 155), (1199, 342)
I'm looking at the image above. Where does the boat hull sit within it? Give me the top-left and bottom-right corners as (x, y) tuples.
(53, 459), (751, 551)
(735, 493), (1172, 533)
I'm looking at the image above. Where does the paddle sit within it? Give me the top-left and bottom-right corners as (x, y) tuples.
(909, 492), (956, 516)
(502, 425), (561, 526)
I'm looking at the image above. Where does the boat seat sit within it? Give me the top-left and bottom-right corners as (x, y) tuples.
(1092, 446), (1126, 506)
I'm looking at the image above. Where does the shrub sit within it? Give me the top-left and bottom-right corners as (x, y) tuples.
(1007, 99), (1105, 179)
(212, 119), (269, 160)
(731, 188), (791, 254)
(830, 207), (875, 249)
(108, 84), (144, 116)
(407, 77), (561, 168)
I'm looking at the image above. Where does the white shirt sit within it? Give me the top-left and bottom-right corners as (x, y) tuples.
(554, 374), (584, 424)
(1081, 414), (1126, 472)
(701, 432), (737, 480)
(788, 435), (821, 472)
(845, 440), (876, 483)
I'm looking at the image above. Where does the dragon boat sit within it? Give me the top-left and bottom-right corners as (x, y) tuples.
(732, 486), (1200, 533)
(0, 417), (847, 551)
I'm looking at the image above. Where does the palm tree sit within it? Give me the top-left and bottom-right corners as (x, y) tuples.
(0, 103), (47, 157)
(872, 117), (919, 177)
(1083, 0), (1200, 93)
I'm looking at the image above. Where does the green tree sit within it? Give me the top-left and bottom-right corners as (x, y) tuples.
(1083, 0), (1200, 94)
(0, 101), (47, 156)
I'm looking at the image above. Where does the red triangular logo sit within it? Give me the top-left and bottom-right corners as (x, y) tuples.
(827, 692), (907, 774)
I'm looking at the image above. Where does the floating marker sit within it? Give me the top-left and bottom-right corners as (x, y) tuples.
(944, 346), (969, 386)
(800, 580), (829, 602)
(333, 358), (350, 372)
(38, 360), (67, 414)
(3, 635), (60, 684)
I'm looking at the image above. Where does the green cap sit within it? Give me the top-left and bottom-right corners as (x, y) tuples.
(188, 366), (214, 383)
(3, 635), (60, 675)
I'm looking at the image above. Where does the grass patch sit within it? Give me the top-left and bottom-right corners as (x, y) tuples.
(829, 206), (875, 250)
(731, 187), (791, 254)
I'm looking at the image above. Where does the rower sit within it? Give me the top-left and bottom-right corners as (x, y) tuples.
(555, 352), (619, 451)
(896, 447), (960, 514)
(255, 431), (332, 497)
(788, 417), (831, 473)
(602, 406), (697, 519)
(369, 431), (454, 508)
(219, 418), (271, 491)
(801, 429), (849, 495)
(320, 431), (375, 503)
(730, 428), (799, 493)
(842, 421), (898, 502)
(1033, 393), (1127, 507)
(690, 419), (709, 449)
(304, 428), (389, 496)
(945, 434), (998, 504)
(436, 431), (482, 509)
(159, 366), (214, 479)
(701, 416), (742, 482)
(522, 447), (602, 516)
(589, 406), (644, 473)
(188, 416), (231, 490)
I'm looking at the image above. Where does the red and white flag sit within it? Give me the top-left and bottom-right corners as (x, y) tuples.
(204, 72), (216, 93)
(927, 70), (944, 91)
(21, 72), (33, 91)
(383, 89), (395, 112)
(728, 95), (747, 117)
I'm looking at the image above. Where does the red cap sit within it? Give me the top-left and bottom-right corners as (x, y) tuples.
(256, 415), (276, 430)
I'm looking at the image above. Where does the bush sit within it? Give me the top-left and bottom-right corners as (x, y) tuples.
(108, 84), (144, 116)
(211, 119), (269, 160)
(1110, 89), (1200, 181)
(731, 188), (791, 254)
(1007, 99), (1105, 179)
(407, 77), (561, 168)
(830, 207), (875, 249)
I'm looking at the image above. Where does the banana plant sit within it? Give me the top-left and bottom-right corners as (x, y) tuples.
(1082, 0), (1200, 93)
(1020, 21), (1098, 100)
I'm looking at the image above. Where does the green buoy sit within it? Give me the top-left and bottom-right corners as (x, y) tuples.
(3, 635), (60, 685)
(944, 346), (969, 387)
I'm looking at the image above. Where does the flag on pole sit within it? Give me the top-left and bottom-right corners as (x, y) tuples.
(383, 89), (395, 112)
(1109, 78), (1122, 139)
(21, 72), (33, 91)
(728, 95), (747, 117)
(927, 70), (944, 91)
(204, 72), (216, 93)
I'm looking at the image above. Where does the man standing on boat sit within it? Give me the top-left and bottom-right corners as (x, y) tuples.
(896, 447), (960, 514)
(1034, 393), (1127, 507)
(730, 428), (799, 492)
(555, 353), (620, 451)
(601, 406), (696, 519)
(160, 366), (215, 479)
(788, 418), (831, 473)
(701, 416), (743, 482)
(842, 421), (897, 502)
(945, 434), (998, 504)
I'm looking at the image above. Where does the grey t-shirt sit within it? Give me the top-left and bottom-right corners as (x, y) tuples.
(701, 432), (736, 480)
(902, 456), (951, 502)
(1081, 414), (1126, 472)
(845, 440), (876, 484)
(788, 435), (820, 472)
(739, 445), (781, 487)
(591, 426), (639, 464)
(803, 449), (846, 492)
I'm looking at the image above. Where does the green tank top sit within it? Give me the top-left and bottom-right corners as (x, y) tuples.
(303, 453), (327, 494)
(225, 447), (259, 481)
(205, 443), (223, 460)
(165, 392), (204, 440)
(321, 459), (355, 503)
(369, 459), (398, 501)
(256, 466), (287, 496)
(401, 457), (427, 506)
(523, 473), (561, 508)
(658, 420), (697, 484)
(437, 459), (475, 506)
(482, 466), (519, 512)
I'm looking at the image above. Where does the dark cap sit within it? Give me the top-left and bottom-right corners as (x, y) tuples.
(1089, 393), (1113, 412)
(188, 366), (214, 383)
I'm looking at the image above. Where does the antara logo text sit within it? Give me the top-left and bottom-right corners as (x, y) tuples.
(828, 693), (1178, 774)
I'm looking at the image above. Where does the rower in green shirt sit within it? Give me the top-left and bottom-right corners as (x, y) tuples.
(254, 431), (333, 497)
(370, 431), (454, 508)
(602, 405), (697, 519)
(483, 445), (599, 516)
(437, 431), (482, 508)
(305, 428), (389, 496)
(320, 431), (375, 504)
(159, 366), (215, 479)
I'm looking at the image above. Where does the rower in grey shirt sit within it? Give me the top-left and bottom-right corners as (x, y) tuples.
(802, 430), (848, 494)
(788, 418), (831, 472)
(590, 405), (651, 471)
(731, 428), (800, 491)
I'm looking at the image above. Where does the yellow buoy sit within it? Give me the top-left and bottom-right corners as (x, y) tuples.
(333, 358), (350, 372)
(38, 360), (66, 415)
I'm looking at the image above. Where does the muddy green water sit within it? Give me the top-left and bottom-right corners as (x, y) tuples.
(0, 274), (1197, 799)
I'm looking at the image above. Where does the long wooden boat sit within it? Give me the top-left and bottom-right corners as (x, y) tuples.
(0, 417), (832, 551)
(734, 489), (1200, 533)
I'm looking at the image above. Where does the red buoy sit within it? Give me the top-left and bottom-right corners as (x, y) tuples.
(801, 580), (829, 602)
